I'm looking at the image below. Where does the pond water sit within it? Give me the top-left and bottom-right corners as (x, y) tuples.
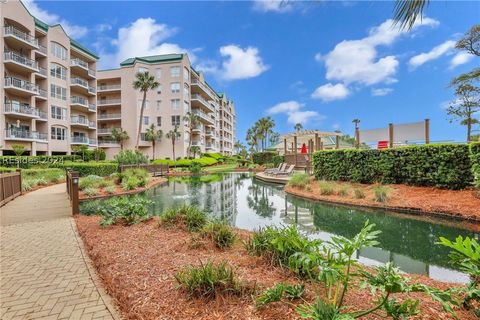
(80, 172), (479, 283)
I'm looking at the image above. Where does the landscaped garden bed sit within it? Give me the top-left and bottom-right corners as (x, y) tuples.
(75, 205), (479, 320)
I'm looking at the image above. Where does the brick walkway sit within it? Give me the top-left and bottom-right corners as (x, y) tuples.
(1, 184), (120, 320)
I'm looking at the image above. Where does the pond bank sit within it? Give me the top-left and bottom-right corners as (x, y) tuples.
(79, 177), (167, 201)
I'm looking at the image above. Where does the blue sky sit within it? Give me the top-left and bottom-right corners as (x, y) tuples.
(25, 0), (479, 143)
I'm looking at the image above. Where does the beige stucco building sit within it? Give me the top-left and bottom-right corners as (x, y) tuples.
(0, 0), (98, 156)
(97, 54), (237, 159)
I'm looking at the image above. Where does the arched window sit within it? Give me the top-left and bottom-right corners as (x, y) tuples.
(50, 42), (67, 60)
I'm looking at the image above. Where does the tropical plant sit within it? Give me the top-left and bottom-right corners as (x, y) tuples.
(287, 173), (310, 189)
(183, 112), (200, 157)
(269, 132), (280, 148)
(12, 144), (25, 167)
(99, 195), (153, 226)
(166, 125), (181, 168)
(132, 71), (159, 149)
(113, 150), (149, 165)
(353, 188), (365, 199)
(160, 204), (207, 232)
(111, 127), (129, 150)
(256, 283), (305, 308)
(234, 140), (245, 154)
(294, 123), (303, 132)
(189, 162), (202, 175)
(71, 144), (88, 161)
(257, 117), (275, 150)
(447, 80), (480, 143)
(144, 124), (163, 160)
(189, 145), (201, 158)
(201, 221), (236, 249)
(392, 0), (429, 30)
(246, 127), (260, 153)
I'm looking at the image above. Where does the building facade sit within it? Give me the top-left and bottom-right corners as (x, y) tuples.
(0, 0), (98, 156)
(97, 54), (236, 159)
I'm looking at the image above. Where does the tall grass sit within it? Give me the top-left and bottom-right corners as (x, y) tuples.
(201, 221), (236, 249)
(160, 204), (208, 232)
(318, 181), (334, 195)
(373, 185), (390, 203)
(287, 173), (311, 189)
(21, 168), (65, 191)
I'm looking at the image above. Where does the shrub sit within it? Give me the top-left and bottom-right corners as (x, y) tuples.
(201, 221), (236, 249)
(272, 155), (285, 167)
(122, 176), (139, 190)
(353, 188), (366, 199)
(313, 144), (473, 189)
(252, 152), (277, 165)
(256, 283), (305, 308)
(51, 161), (118, 176)
(99, 195), (153, 226)
(104, 185), (116, 194)
(373, 185), (390, 203)
(22, 179), (34, 191)
(471, 142), (480, 189)
(318, 181), (334, 195)
(79, 175), (103, 190)
(287, 173), (310, 189)
(83, 187), (98, 197)
(189, 162), (202, 175)
(153, 157), (218, 168)
(203, 152), (225, 162)
(114, 150), (149, 165)
(160, 204), (208, 232)
(174, 260), (242, 298)
(337, 186), (349, 197)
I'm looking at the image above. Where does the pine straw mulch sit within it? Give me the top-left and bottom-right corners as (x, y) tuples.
(79, 177), (167, 201)
(285, 181), (480, 227)
(75, 215), (477, 320)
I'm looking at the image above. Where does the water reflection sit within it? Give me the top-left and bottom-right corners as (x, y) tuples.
(80, 172), (478, 283)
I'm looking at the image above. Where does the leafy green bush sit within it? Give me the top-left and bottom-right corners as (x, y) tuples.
(373, 185), (390, 203)
(189, 162), (202, 175)
(79, 175), (103, 190)
(203, 152), (225, 162)
(287, 173), (310, 189)
(153, 157), (218, 167)
(160, 204), (208, 232)
(313, 144), (474, 189)
(114, 150), (149, 165)
(51, 161), (118, 176)
(99, 195), (153, 226)
(470, 142), (480, 189)
(201, 221), (236, 249)
(104, 185), (116, 194)
(83, 187), (98, 197)
(256, 283), (305, 308)
(174, 260), (242, 298)
(122, 168), (149, 187)
(272, 155), (285, 167)
(122, 176), (139, 190)
(252, 151), (277, 165)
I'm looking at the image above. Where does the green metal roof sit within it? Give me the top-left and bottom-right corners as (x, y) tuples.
(34, 18), (49, 32)
(70, 38), (99, 60)
(120, 54), (184, 66)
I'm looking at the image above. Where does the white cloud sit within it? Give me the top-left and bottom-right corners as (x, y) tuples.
(371, 88), (394, 96)
(23, 0), (88, 38)
(450, 52), (474, 68)
(311, 83), (350, 102)
(408, 40), (456, 69)
(266, 101), (322, 125)
(98, 18), (194, 69)
(253, 0), (293, 13)
(318, 17), (439, 86)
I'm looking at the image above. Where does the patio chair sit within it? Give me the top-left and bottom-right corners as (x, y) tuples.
(274, 164), (295, 176)
(265, 163), (285, 175)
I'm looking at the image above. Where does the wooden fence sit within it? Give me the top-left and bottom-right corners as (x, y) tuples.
(119, 163), (169, 176)
(66, 170), (80, 215)
(0, 169), (22, 207)
(284, 153), (313, 174)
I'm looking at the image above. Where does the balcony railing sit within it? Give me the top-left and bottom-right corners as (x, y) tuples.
(97, 128), (120, 134)
(88, 86), (96, 94)
(89, 104), (96, 112)
(191, 94), (215, 112)
(71, 58), (96, 77)
(71, 96), (88, 106)
(192, 109), (214, 124)
(89, 138), (98, 145)
(98, 84), (121, 91)
(4, 26), (38, 47)
(71, 116), (89, 126)
(71, 136), (89, 144)
(89, 121), (96, 128)
(5, 101), (38, 116)
(5, 129), (47, 141)
(98, 113), (121, 120)
(98, 140), (120, 147)
(37, 88), (47, 98)
(98, 99), (121, 106)
(191, 79), (216, 99)
(37, 44), (47, 55)
(4, 51), (38, 70)
(36, 66), (47, 76)
(4, 77), (38, 93)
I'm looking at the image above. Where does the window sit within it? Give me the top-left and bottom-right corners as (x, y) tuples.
(183, 67), (189, 81)
(138, 100), (149, 109)
(51, 42), (67, 60)
(156, 100), (161, 111)
(157, 116), (162, 126)
(171, 99), (180, 109)
(143, 116), (149, 125)
(170, 66), (180, 77)
(51, 126), (66, 140)
(138, 67), (148, 73)
(50, 84), (66, 100)
(184, 101), (190, 112)
(155, 68), (162, 79)
(156, 84), (162, 94)
(50, 63), (67, 80)
(183, 83), (189, 98)
(170, 82), (180, 93)
(171, 115), (181, 126)
(51, 105), (67, 120)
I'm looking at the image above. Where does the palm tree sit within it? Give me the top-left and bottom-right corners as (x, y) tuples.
(183, 112), (200, 157)
(190, 145), (201, 158)
(269, 132), (280, 147)
(111, 127), (129, 150)
(258, 117), (275, 150)
(132, 71), (160, 150)
(246, 127), (259, 152)
(352, 119), (361, 130)
(294, 123), (303, 133)
(234, 140), (244, 154)
(352, 119), (361, 148)
(393, 0), (429, 31)
(145, 124), (163, 160)
(166, 125), (181, 167)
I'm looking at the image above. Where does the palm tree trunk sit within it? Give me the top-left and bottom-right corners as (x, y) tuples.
(467, 117), (472, 144)
(136, 90), (147, 150)
(187, 126), (192, 158)
(152, 141), (156, 160)
(172, 138), (176, 169)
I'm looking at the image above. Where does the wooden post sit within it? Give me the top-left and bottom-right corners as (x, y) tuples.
(293, 135), (298, 166)
(424, 119), (430, 144)
(283, 138), (287, 155)
(70, 171), (79, 215)
(16, 169), (22, 194)
(388, 123), (394, 148)
(314, 133), (319, 151)
(355, 127), (360, 149)
(291, 142), (294, 156)
(319, 137), (323, 150)
(335, 135), (340, 150)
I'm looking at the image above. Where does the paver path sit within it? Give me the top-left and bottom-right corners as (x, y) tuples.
(1, 184), (120, 320)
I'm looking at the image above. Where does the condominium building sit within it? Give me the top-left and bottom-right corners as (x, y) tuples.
(0, 0), (98, 156)
(97, 54), (236, 159)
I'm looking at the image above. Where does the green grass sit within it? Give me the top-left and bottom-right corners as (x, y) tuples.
(318, 181), (335, 195)
(373, 185), (390, 203)
(201, 221), (236, 249)
(160, 204), (208, 232)
(287, 173), (310, 189)
(21, 168), (65, 191)
(204, 163), (238, 173)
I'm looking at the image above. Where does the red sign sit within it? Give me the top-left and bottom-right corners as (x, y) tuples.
(377, 141), (389, 149)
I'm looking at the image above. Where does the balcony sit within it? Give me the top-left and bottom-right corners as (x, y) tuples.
(71, 136), (94, 145)
(98, 84), (121, 92)
(97, 127), (120, 135)
(35, 88), (47, 101)
(5, 129), (47, 141)
(98, 113), (121, 120)
(35, 44), (47, 57)
(70, 116), (89, 127)
(71, 58), (96, 79)
(191, 109), (214, 125)
(3, 26), (38, 49)
(206, 143), (215, 149)
(4, 77), (38, 96)
(35, 66), (47, 79)
(70, 96), (96, 112)
(98, 140), (121, 148)
(191, 79), (216, 100)
(89, 121), (96, 129)
(191, 94), (215, 113)
(192, 124), (203, 133)
(71, 77), (96, 95)
(97, 99), (121, 107)
(89, 138), (98, 146)
(3, 51), (38, 73)
(4, 101), (45, 120)
(205, 130), (215, 138)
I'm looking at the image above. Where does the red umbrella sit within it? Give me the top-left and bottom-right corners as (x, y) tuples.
(301, 143), (307, 154)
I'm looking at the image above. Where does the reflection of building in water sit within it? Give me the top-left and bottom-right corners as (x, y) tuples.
(205, 174), (237, 224)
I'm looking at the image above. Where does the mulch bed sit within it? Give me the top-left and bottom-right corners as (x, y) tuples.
(79, 177), (167, 201)
(75, 215), (477, 320)
(285, 181), (480, 227)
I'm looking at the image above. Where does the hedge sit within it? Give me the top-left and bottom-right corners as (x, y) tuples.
(50, 161), (118, 176)
(471, 142), (480, 189)
(252, 151), (277, 165)
(272, 155), (285, 167)
(313, 144), (474, 190)
(203, 152), (225, 162)
(153, 157), (218, 167)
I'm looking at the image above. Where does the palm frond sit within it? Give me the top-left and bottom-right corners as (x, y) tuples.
(392, 0), (429, 31)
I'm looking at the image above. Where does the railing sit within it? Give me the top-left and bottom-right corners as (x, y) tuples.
(71, 96), (88, 106)
(97, 128), (119, 134)
(37, 88), (47, 98)
(89, 121), (96, 128)
(0, 170), (22, 207)
(88, 86), (96, 94)
(284, 153), (313, 173)
(71, 77), (88, 88)
(98, 140), (121, 147)
(192, 109), (214, 124)
(5, 129), (47, 140)
(89, 138), (97, 145)
(191, 79), (216, 99)
(89, 104), (96, 111)
(98, 84), (121, 91)
(98, 113), (121, 119)
(71, 136), (89, 143)
(4, 51), (38, 70)
(71, 116), (89, 126)
(191, 94), (215, 112)
(5, 101), (40, 117)
(37, 66), (47, 76)
(65, 170), (79, 214)
(37, 44), (47, 55)
(98, 99), (121, 106)
(4, 77), (38, 93)
(4, 26), (38, 47)
(119, 164), (169, 176)
(71, 58), (96, 77)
